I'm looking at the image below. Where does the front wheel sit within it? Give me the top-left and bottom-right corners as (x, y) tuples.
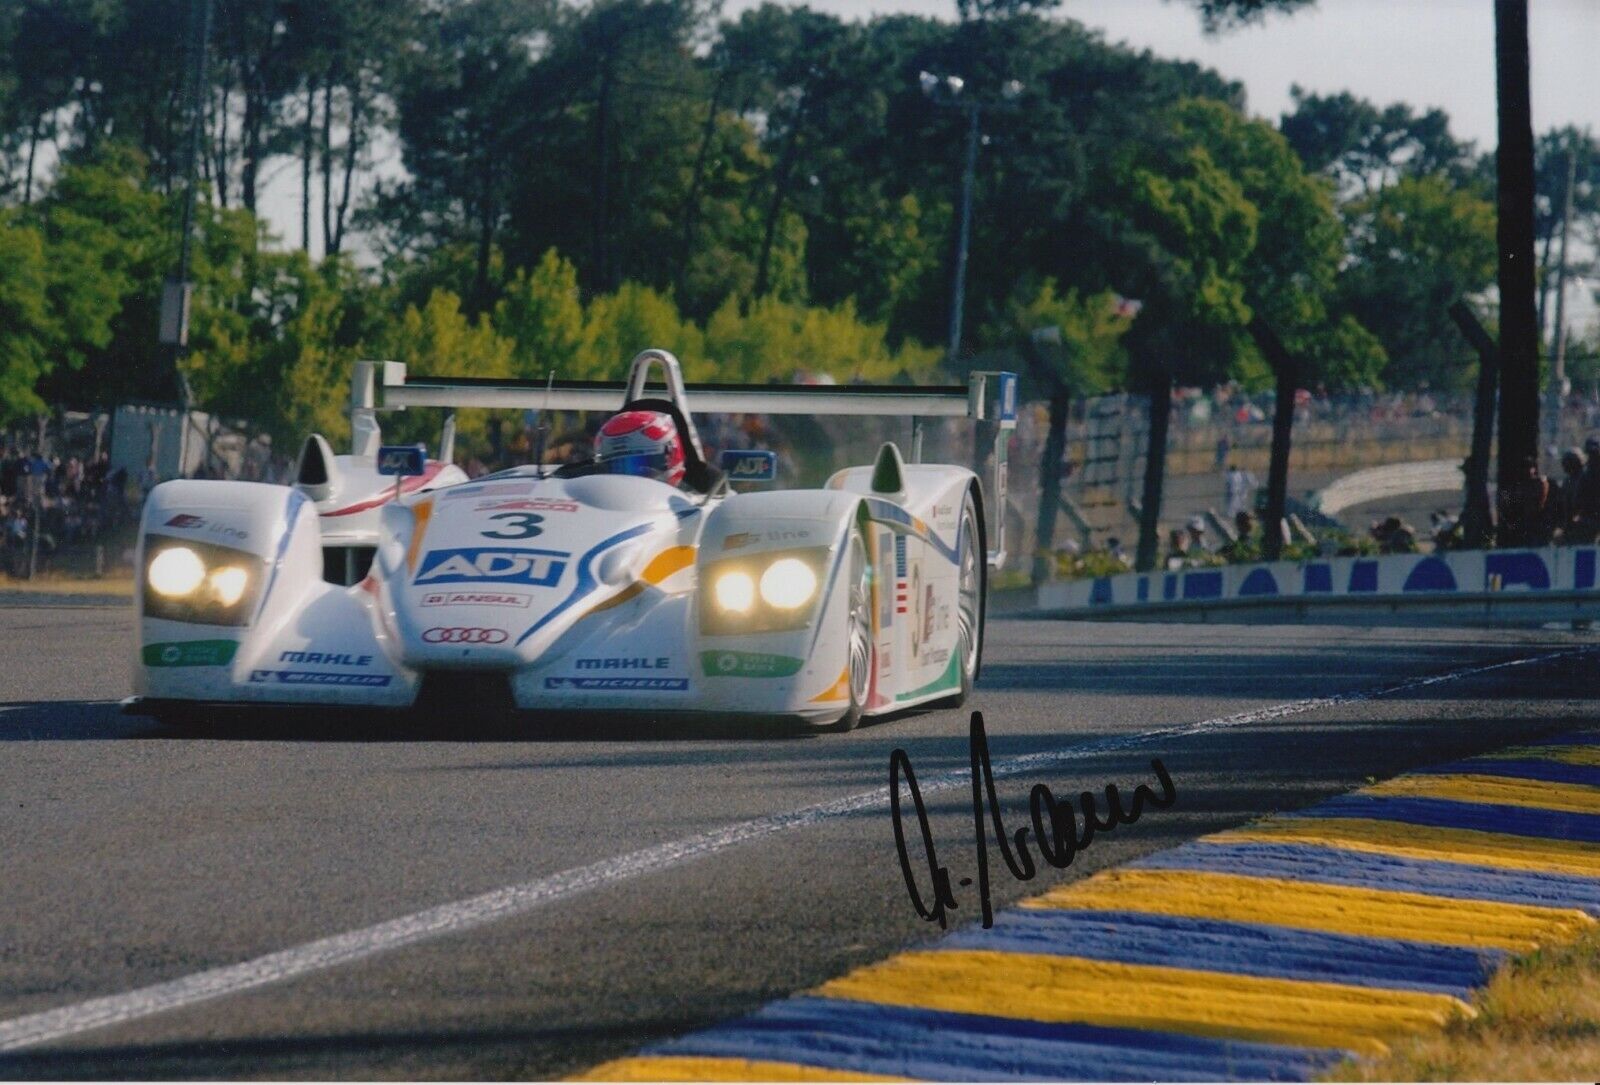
(936, 490), (985, 709)
(824, 529), (872, 732)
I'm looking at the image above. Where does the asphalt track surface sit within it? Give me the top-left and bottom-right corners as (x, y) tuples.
(0, 604), (1597, 1079)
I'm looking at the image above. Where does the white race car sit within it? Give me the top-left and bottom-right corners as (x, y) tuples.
(127, 350), (1017, 730)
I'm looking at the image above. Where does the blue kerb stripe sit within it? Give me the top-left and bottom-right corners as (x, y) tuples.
(650, 996), (1346, 1082)
(940, 908), (1495, 997)
(1301, 793), (1600, 843)
(1416, 758), (1600, 788)
(1137, 841), (1600, 916)
(1524, 732), (1600, 747)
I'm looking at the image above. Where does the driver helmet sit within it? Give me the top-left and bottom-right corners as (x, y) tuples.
(596, 410), (686, 486)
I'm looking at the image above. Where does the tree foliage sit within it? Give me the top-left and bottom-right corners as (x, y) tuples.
(1340, 174), (1498, 390)
(0, 0), (1576, 449)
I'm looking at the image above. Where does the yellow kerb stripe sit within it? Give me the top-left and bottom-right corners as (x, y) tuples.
(1020, 868), (1593, 951)
(1476, 744), (1600, 768)
(1214, 817), (1600, 878)
(814, 949), (1470, 1057)
(404, 498), (434, 573)
(1364, 773), (1600, 816)
(573, 1056), (909, 1082)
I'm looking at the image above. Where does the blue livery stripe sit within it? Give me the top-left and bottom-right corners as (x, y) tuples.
(1415, 758), (1600, 788)
(863, 497), (960, 565)
(1302, 793), (1600, 843)
(516, 523), (653, 645)
(937, 908), (1497, 997)
(256, 487), (308, 620)
(1143, 841), (1600, 916)
(650, 996), (1345, 1082)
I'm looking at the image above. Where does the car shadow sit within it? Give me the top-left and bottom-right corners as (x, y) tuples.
(0, 698), (938, 743)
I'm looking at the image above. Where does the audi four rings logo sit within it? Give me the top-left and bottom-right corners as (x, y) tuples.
(422, 627), (508, 644)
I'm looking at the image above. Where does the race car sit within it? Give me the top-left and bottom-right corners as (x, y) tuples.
(127, 349), (1017, 730)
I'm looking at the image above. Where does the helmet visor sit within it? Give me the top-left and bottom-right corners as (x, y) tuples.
(599, 451), (672, 479)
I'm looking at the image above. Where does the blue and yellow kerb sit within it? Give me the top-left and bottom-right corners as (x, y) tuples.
(577, 730), (1600, 1081)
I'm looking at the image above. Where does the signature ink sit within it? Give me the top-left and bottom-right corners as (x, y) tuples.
(891, 710), (1177, 928)
(889, 746), (958, 926)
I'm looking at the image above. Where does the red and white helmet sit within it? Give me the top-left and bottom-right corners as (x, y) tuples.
(596, 410), (686, 486)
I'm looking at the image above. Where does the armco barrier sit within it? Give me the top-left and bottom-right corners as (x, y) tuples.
(1034, 546), (1600, 625)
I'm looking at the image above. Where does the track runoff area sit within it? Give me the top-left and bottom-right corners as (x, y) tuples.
(0, 616), (1596, 1079)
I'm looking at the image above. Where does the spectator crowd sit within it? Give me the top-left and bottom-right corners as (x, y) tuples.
(1499, 437), (1600, 547)
(0, 447), (134, 575)
(1046, 435), (1600, 581)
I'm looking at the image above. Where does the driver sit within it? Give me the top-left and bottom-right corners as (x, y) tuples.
(595, 410), (687, 486)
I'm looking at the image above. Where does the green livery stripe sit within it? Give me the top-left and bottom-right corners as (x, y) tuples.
(701, 651), (804, 678)
(896, 651), (961, 702)
(142, 640), (238, 667)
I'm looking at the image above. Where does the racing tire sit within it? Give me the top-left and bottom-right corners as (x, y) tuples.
(934, 489), (984, 710)
(823, 528), (872, 732)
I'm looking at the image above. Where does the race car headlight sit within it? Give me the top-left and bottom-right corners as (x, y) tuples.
(142, 536), (263, 626)
(208, 565), (250, 606)
(148, 547), (206, 597)
(759, 558), (817, 610)
(701, 547), (830, 635)
(714, 570), (756, 613)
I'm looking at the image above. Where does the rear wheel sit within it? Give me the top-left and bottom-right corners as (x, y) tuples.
(825, 530), (872, 732)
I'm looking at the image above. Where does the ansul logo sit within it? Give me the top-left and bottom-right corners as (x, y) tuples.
(421, 627), (508, 645)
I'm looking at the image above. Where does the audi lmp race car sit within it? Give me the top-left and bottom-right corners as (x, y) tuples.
(127, 349), (1017, 730)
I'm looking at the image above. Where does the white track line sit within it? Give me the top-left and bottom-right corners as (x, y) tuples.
(0, 648), (1577, 1053)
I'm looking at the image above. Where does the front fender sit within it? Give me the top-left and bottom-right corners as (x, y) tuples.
(694, 489), (864, 716)
(134, 480), (414, 706)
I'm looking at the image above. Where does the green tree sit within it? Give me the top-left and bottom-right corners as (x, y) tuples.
(379, 0), (553, 307)
(702, 295), (939, 384)
(1185, 0), (1314, 31)
(1534, 127), (1600, 342)
(0, 215), (52, 422)
(181, 252), (387, 450)
(1168, 98), (1383, 386)
(494, 249), (590, 380)
(1340, 174), (1498, 390)
(375, 288), (516, 450)
(1279, 86), (1477, 197)
(32, 147), (165, 379)
(990, 279), (1131, 398)
(582, 281), (704, 380)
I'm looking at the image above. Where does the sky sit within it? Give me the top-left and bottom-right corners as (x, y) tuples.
(764, 0), (1600, 151)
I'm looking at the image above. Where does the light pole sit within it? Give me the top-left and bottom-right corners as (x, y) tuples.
(919, 72), (1021, 364)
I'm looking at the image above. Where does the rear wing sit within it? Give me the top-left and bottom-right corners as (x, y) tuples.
(349, 349), (1018, 563)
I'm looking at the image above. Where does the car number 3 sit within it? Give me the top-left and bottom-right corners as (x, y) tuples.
(480, 511), (544, 539)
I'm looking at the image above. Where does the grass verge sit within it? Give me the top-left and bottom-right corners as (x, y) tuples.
(0, 572), (133, 596)
(1323, 922), (1600, 1081)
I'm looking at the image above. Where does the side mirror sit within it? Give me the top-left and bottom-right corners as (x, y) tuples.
(719, 449), (778, 483)
(377, 444), (427, 477)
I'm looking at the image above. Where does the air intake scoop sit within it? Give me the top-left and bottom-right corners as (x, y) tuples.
(870, 442), (907, 497)
(295, 434), (339, 502)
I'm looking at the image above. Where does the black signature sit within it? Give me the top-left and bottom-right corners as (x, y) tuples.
(890, 711), (1177, 929)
